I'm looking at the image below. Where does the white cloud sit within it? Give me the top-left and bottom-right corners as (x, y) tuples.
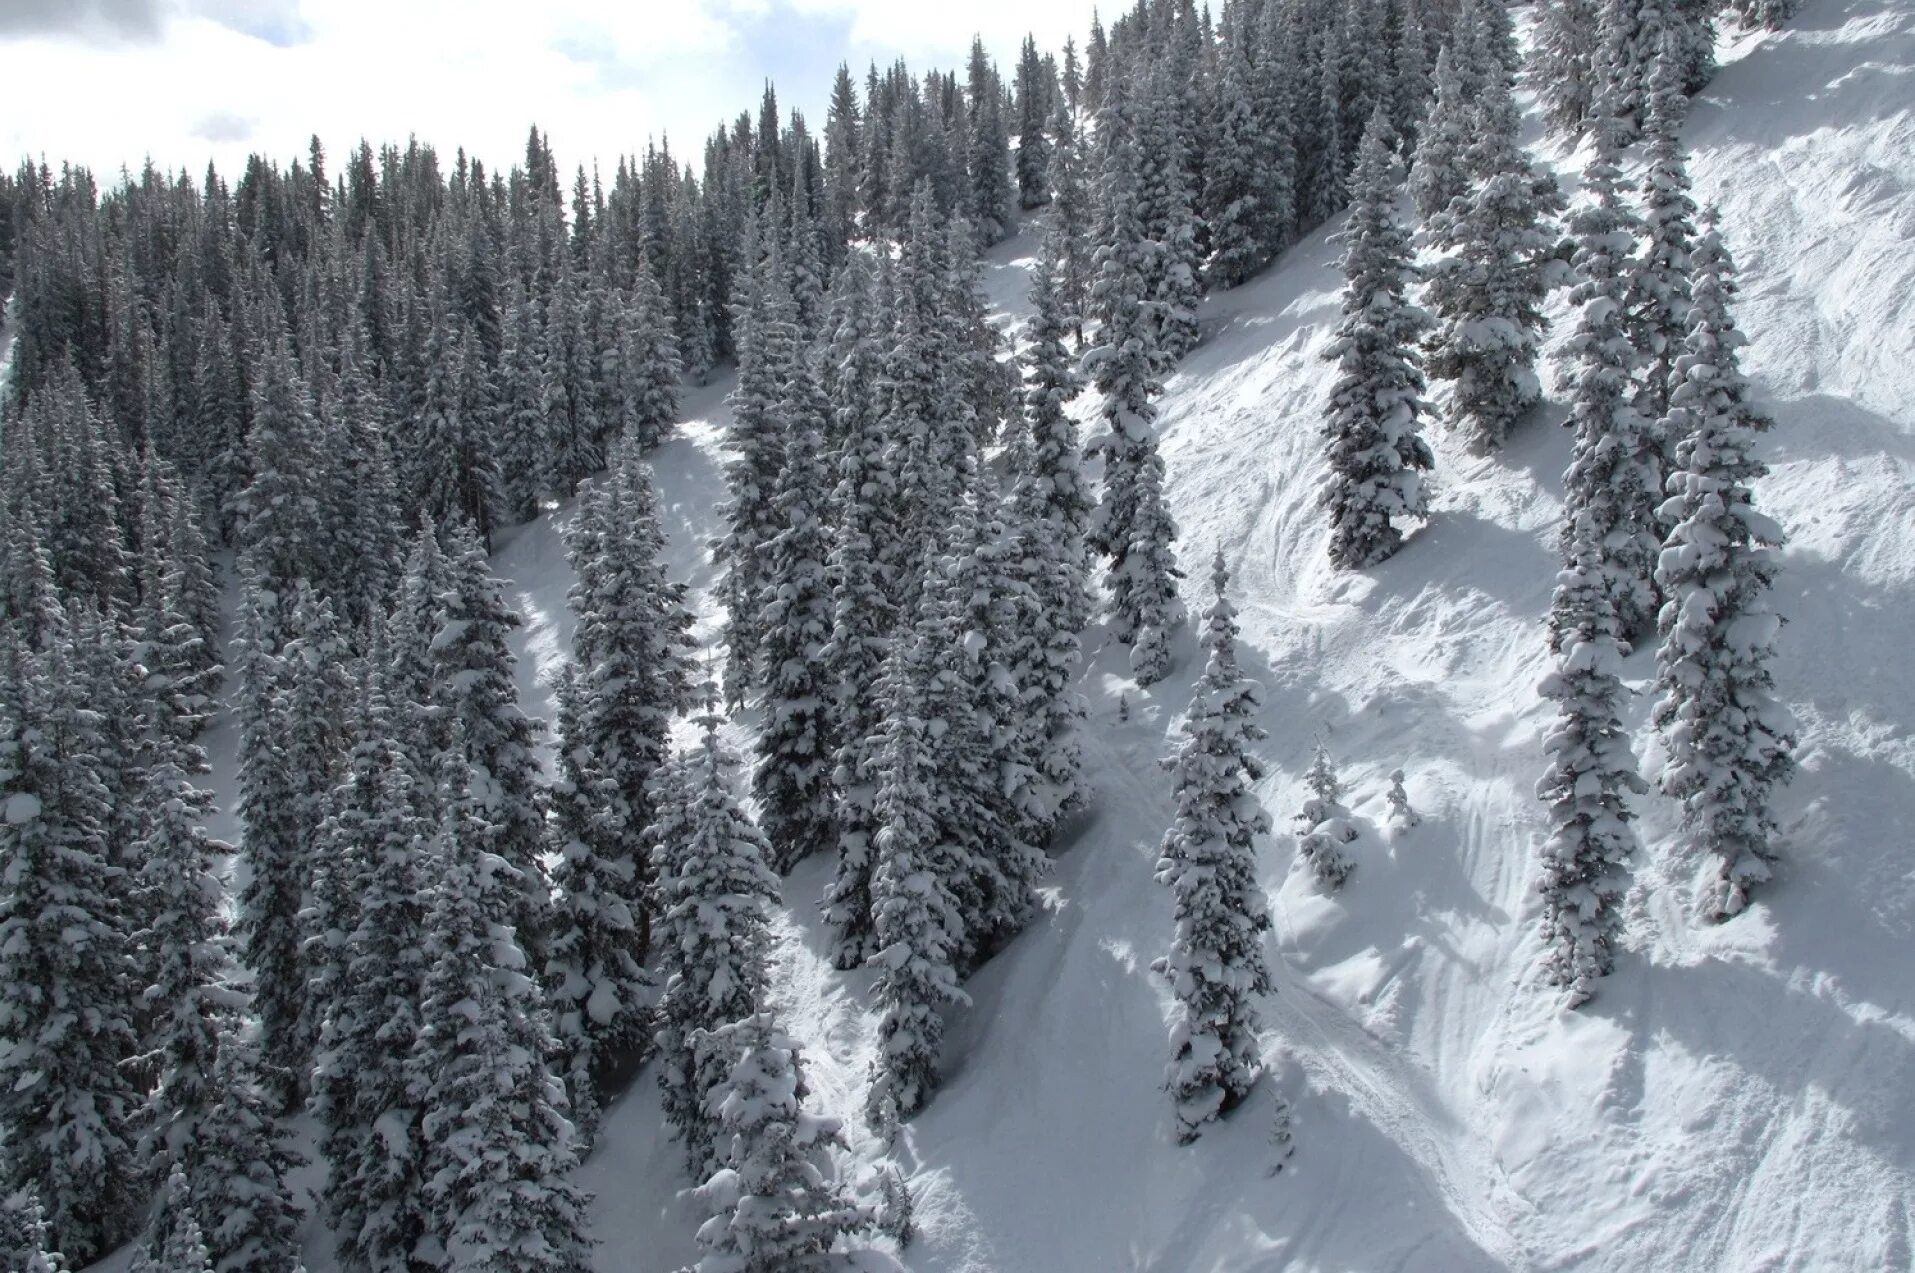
(0, 0), (1100, 182)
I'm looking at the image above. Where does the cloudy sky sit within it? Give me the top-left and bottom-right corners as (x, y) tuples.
(0, 0), (1100, 183)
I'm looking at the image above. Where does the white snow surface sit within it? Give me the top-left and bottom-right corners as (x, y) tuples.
(94, 4), (1915, 1269)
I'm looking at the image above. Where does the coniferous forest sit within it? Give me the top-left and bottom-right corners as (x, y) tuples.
(0, 0), (1824, 1267)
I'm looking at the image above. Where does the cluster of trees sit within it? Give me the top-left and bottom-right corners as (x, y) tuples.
(1298, 0), (1796, 1010)
(0, 0), (1809, 1264)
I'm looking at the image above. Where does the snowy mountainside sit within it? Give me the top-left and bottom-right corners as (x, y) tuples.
(111, 2), (1914, 1269)
(498, 4), (1915, 1269)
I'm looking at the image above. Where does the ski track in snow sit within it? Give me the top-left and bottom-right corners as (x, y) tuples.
(114, 2), (1915, 1269)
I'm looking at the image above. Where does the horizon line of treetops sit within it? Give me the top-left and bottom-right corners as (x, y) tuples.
(0, 0), (1799, 1268)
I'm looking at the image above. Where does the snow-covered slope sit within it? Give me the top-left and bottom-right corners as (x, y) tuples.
(525, 5), (1915, 1269)
(140, 3), (1913, 1269)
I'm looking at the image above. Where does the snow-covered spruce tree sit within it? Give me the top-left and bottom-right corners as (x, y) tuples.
(1652, 216), (1797, 922)
(139, 1167), (210, 1273)
(178, 1036), (305, 1273)
(686, 1013), (887, 1273)
(715, 239), (799, 708)
(128, 743), (242, 1226)
(1321, 110), (1434, 570)
(1046, 95), (1097, 346)
(1249, 0), (1301, 257)
(1202, 30), (1269, 289)
(1532, 0), (1601, 138)
(1087, 99), (1185, 688)
(934, 474), (1047, 962)
(543, 664), (648, 1148)
(410, 752), (594, 1271)
(0, 1188), (66, 1273)
(820, 256), (898, 971)
(1134, 64), (1204, 370)
(1014, 35), (1055, 211)
(1295, 744), (1358, 889)
(1558, 95), (1663, 647)
(311, 660), (432, 1273)
(1153, 553), (1274, 1142)
(231, 573), (309, 1111)
(617, 253), (684, 449)
(1386, 769), (1418, 829)
(1625, 35), (1700, 444)
(753, 362), (839, 875)
(0, 628), (140, 1265)
(1005, 243), (1092, 835)
(1022, 232), (1096, 638)
(1408, 44), (1469, 223)
(1537, 511), (1648, 1007)
(1422, 67), (1567, 452)
(430, 519), (552, 967)
(863, 628), (967, 1130)
(562, 429), (693, 938)
(282, 583), (355, 1073)
(1728, 0), (1797, 30)
(651, 699), (780, 1177)
(1600, 0), (1716, 136)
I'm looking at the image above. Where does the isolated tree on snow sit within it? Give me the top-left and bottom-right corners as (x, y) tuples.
(686, 1013), (885, 1273)
(1321, 111), (1434, 569)
(1295, 744), (1358, 889)
(1536, 511), (1648, 1006)
(651, 699), (780, 1176)
(1652, 216), (1796, 922)
(1154, 553), (1274, 1141)
(1386, 769), (1418, 829)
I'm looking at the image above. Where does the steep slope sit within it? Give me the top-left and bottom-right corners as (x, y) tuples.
(85, 3), (1912, 1269)
(582, 4), (1911, 1270)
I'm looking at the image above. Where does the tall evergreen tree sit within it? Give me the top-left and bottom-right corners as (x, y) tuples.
(863, 627), (966, 1129)
(1533, 0), (1601, 138)
(1422, 67), (1567, 451)
(687, 1013), (885, 1273)
(1154, 553), (1274, 1142)
(1320, 112), (1434, 570)
(230, 575), (308, 1112)
(716, 241), (799, 708)
(1087, 96), (1184, 687)
(753, 363), (838, 874)
(1408, 44), (1470, 223)
(1558, 95), (1663, 646)
(651, 698), (780, 1176)
(543, 664), (648, 1148)
(0, 629), (140, 1265)
(311, 658), (432, 1273)
(1652, 217), (1796, 922)
(1536, 511), (1646, 1007)
(430, 520), (552, 965)
(1625, 36), (1700, 447)
(410, 754), (594, 1271)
